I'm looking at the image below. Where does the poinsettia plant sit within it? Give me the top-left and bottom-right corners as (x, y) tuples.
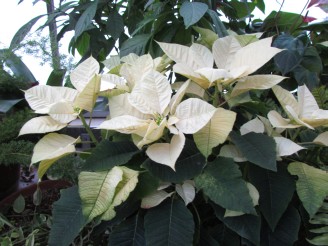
(19, 29), (328, 245)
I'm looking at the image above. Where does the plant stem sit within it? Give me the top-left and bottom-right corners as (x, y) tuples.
(79, 114), (99, 145)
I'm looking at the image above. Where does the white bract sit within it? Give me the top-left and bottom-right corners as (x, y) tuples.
(268, 85), (328, 129)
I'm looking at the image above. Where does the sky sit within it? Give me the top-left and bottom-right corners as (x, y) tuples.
(0, 0), (327, 84)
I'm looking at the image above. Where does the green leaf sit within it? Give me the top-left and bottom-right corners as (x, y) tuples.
(144, 198), (194, 246)
(248, 165), (295, 231)
(108, 212), (145, 245)
(13, 195), (25, 214)
(83, 140), (140, 171)
(206, 9), (228, 37)
(78, 167), (123, 222)
(230, 132), (277, 171)
(307, 234), (328, 245)
(107, 10), (124, 40)
(288, 162), (328, 218)
(143, 139), (206, 183)
(261, 206), (300, 246)
(211, 203), (261, 246)
(132, 172), (160, 200)
(9, 15), (44, 50)
(46, 69), (66, 86)
(75, 0), (98, 39)
(229, 1), (255, 19)
(301, 46), (323, 73)
(120, 34), (150, 57)
(293, 65), (319, 90)
(180, 2), (208, 29)
(0, 99), (23, 113)
(49, 186), (86, 246)
(195, 157), (255, 214)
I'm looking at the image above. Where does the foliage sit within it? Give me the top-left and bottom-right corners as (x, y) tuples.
(12, 0), (328, 245)
(0, 140), (34, 166)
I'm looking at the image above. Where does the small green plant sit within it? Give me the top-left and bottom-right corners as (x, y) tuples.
(0, 140), (34, 167)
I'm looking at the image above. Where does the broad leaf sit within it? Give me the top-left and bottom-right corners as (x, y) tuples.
(272, 85), (299, 116)
(75, 0), (98, 39)
(212, 203), (261, 246)
(298, 84), (320, 118)
(261, 206), (300, 246)
(0, 99), (23, 113)
(120, 34), (150, 57)
(144, 139), (206, 183)
(78, 167), (123, 222)
(249, 165), (295, 231)
(83, 140), (140, 171)
(288, 162), (328, 218)
(313, 131), (328, 146)
(240, 117), (264, 135)
(70, 56), (100, 92)
(128, 70), (172, 115)
(101, 167), (139, 220)
(108, 213), (145, 245)
(231, 75), (286, 97)
(175, 98), (217, 134)
(24, 85), (78, 114)
(180, 1), (208, 28)
(274, 137), (305, 157)
(195, 157), (255, 214)
(19, 116), (66, 135)
(141, 190), (174, 209)
(230, 132), (277, 171)
(146, 132), (185, 170)
(49, 186), (86, 246)
(194, 108), (236, 157)
(144, 198), (194, 246)
(176, 180), (195, 206)
(106, 10), (124, 39)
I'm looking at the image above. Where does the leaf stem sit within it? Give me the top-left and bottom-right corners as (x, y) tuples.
(79, 114), (99, 145)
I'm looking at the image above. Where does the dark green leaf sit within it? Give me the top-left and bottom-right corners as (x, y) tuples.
(229, 1), (255, 19)
(293, 65), (320, 90)
(120, 34), (150, 57)
(9, 15), (44, 50)
(144, 198), (194, 246)
(230, 132), (277, 171)
(108, 212), (145, 245)
(199, 228), (220, 246)
(83, 140), (140, 171)
(206, 10), (228, 37)
(261, 206), (300, 246)
(248, 164), (295, 231)
(132, 172), (160, 201)
(13, 195), (25, 213)
(143, 139), (205, 183)
(46, 69), (66, 86)
(107, 10), (124, 40)
(301, 47), (323, 73)
(76, 32), (90, 56)
(0, 99), (23, 113)
(75, 0), (98, 39)
(212, 203), (261, 246)
(263, 11), (303, 33)
(49, 186), (86, 246)
(180, 2), (208, 29)
(195, 157), (255, 214)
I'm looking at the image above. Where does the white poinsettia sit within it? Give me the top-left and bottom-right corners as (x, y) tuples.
(268, 85), (328, 129)
(158, 36), (285, 96)
(99, 70), (236, 169)
(20, 57), (101, 135)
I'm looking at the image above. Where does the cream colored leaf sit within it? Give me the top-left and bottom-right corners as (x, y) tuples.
(136, 119), (167, 148)
(176, 180), (195, 205)
(146, 132), (185, 170)
(108, 93), (149, 119)
(285, 105), (314, 129)
(31, 133), (80, 164)
(267, 110), (300, 129)
(19, 116), (67, 135)
(24, 85), (78, 114)
(101, 167), (139, 220)
(313, 132), (328, 146)
(235, 34), (259, 46)
(98, 115), (150, 136)
(100, 73), (126, 92)
(272, 85), (299, 115)
(175, 98), (217, 134)
(37, 154), (72, 179)
(173, 63), (209, 89)
(231, 75), (286, 97)
(48, 101), (77, 124)
(195, 68), (231, 85)
(228, 37), (282, 75)
(128, 70), (172, 115)
(70, 56), (100, 92)
(189, 43), (214, 68)
(240, 117), (265, 135)
(170, 80), (190, 115)
(120, 53), (139, 64)
(298, 85), (320, 119)
(79, 167), (123, 222)
(194, 108), (236, 157)
(102, 55), (120, 69)
(74, 74), (101, 112)
(219, 144), (247, 162)
(141, 190), (174, 209)
(212, 36), (242, 69)
(274, 137), (305, 157)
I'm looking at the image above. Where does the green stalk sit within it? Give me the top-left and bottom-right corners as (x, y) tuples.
(79, 114), (99, 145)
